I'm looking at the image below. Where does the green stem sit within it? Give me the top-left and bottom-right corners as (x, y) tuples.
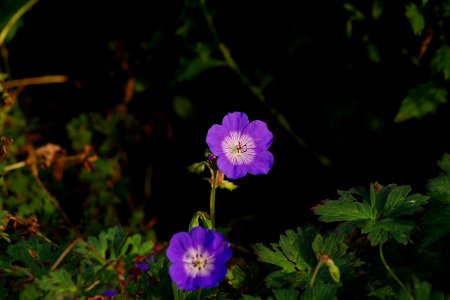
(199, 0), (331, 167)
(0, 0), (40, 46)
(210, 167), (217, 230)
(379, 243), (413, 300)
(309, 260), (324, 288)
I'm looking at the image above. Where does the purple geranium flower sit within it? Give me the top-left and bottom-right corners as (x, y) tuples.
(166, 226), (232, 291)
(206, 112), (274, 179)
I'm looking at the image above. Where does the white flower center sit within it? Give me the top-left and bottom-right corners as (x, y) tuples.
(221, 131), (256, 165)
(183, 247), (215, 277)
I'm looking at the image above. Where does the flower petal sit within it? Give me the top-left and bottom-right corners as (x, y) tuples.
(217, 155), (248, 179)
(195, 262), (228, 289)
(243, 120), (273, 150)
(166, 232), (192, 262)
(247, 149), (274, 175)
(221, 112), (249, 132)
(169, 262), (196, 291)
(190, 225), (207, 247)
(213, 246), (232, 265)
(206, 124), (227, 156)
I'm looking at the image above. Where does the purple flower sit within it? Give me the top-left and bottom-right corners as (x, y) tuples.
(102, 287), (118, 297)
(206, 112), (274, 179)
(166, 226), (232, 291)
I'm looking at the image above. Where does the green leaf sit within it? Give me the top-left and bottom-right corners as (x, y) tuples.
(36, 269), (78, 299)
(315, 183), (426, 246)
(252, 227), (315, 288)
(313, 190), (372, 222)
(362, 218), (416, 245)
(174, 43), (226, 83)
(431, 46), (450, 80)
(272, 288), (299, 300)
(302, 282), (338, 300)
(383, 185), (429, 218)
(405, 3), (425, 35)
(394, 82), (447, 123)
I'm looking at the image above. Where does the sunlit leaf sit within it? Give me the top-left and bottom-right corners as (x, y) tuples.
(394, 82), (447, 123)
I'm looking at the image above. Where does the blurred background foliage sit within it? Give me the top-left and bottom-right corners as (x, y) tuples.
(1, 0), (450, 246)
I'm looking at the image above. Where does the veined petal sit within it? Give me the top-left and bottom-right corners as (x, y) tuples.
(166, 232), (192, 261)
(206, 124), (227, 156)
(222, 112), (249, 132)
(217, 155), (248, 179)
(247, 149), (274, 175)
(243, 120), (273, 150)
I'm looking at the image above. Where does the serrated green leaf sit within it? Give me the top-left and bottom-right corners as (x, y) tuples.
(313, 190), (372, 222)
(394, 82), (447, 123)
(272, 288), (299, 300)
(241, 295), (263, 300)
(75, 226), (127, 263)
(362, 218), (416, 245)
(431, 46), (450, 80)
(36, 269), (78, 299)
(19, 283), (45, 300)
(383, 185), (429, 217)
(405, 3), (425, 35)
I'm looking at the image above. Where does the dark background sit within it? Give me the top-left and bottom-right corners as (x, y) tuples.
(4, 0), (450, 245)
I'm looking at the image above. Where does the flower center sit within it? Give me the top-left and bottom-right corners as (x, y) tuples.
(222, 131), (256, 165)
(183, 247), (215, 277)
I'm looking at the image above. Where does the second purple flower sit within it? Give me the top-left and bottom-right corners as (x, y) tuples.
(206, 112), (274, 179)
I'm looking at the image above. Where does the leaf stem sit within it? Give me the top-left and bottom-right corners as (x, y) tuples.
(0, 0), (40, 46)
(379, 243), (413, 300)
(309, 259), (324, 288)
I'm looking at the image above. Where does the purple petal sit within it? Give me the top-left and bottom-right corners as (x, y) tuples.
(166, 232), (192, 262)
(190, 225), (208, 246)
(169, 262), (197, 290)
(196, 263), (229, 289)
(247, 149), (274, 175)
(243, 120), (273, 149)
(213, 246), (232, 265)
(206, 124), (227, 156)
(221, 112), (249, 132)
(217, 155), (248, 179)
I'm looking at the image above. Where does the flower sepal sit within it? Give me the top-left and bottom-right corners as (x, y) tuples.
(189, 211), (213, 231)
